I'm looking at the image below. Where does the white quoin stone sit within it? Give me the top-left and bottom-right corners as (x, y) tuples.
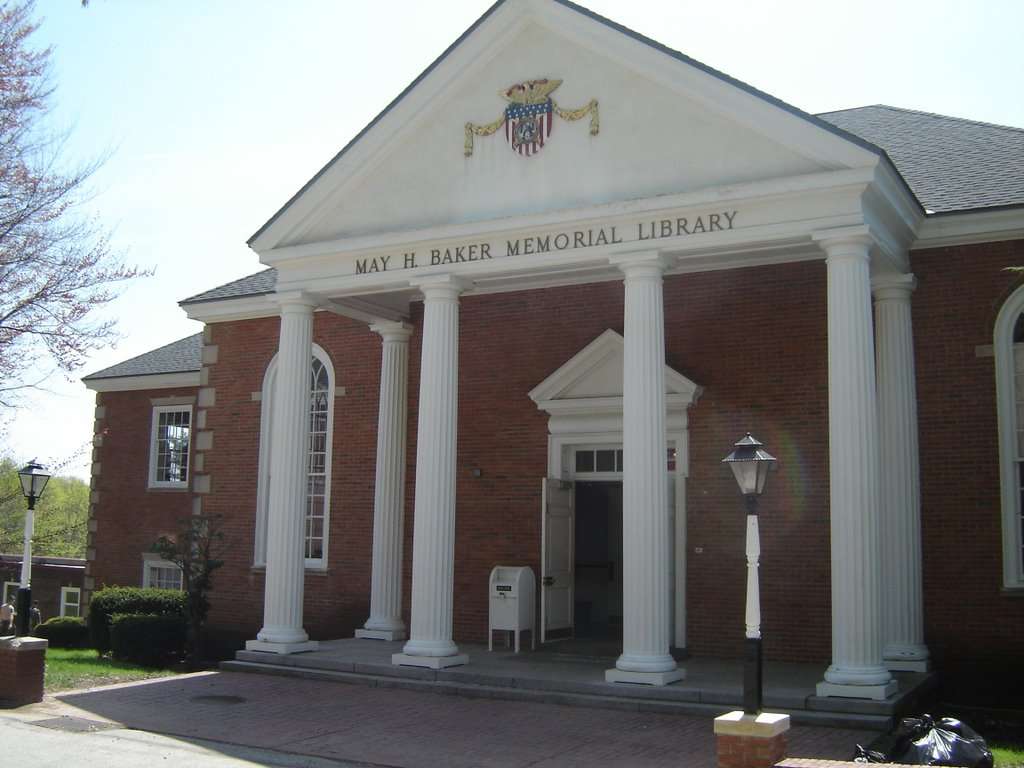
(393, 276), (468, 670)
(606, 253), (683, 687)
(248, 294), (319, 655)
(815, 232), (895, 700)
(873, 274), (930, 672)
(357, 322), (413, 642)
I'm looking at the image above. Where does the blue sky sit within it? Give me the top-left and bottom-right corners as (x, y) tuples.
(7, 0), (1024, 478)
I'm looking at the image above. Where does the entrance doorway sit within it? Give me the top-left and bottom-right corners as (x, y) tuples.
(573, 481), (623, 641)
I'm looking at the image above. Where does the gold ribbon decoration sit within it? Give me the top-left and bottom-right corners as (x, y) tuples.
(464, 115), (507, 158)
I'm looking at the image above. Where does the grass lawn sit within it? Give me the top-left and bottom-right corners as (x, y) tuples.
(45, 648), (180, 692)
(994, 744), (1024, 767)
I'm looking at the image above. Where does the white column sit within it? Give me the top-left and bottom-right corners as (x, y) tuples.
(357, 322), (412, 642)
(873, 274), (930, 672)
(814, 231), (895, 699)
(606, 253), (683, 686)
(393, 276), (468, 669)
(247, 293), (319, 655)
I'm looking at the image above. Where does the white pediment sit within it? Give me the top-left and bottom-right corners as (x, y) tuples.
(251, 0), (880, 252)
(529, 329), (701, 415)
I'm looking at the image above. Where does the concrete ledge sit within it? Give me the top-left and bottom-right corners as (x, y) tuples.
(245, 639), (319, 655)
(885, 659), (931, 673)
(392, 652), (468, 670)
(816, 680), (898, 701)
(776, 761), (921, 768)
(355, 628), (407, 641)
(605, 667), (685, 686)
(714, 711), (791, 737)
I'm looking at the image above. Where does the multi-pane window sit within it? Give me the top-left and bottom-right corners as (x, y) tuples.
(306, 359), (330, 561)
(1013, 316), (1024, 576)
(254, 350), (334, 568)
(149, 406), (191, 487)
(60, 587), (81, 618)
(144, 561), (183, 590)
(997, 297), (1024, 589)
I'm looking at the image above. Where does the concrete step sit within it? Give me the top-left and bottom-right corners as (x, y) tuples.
(220, 659), (894, 731)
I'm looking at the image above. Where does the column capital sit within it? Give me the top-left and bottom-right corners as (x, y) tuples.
(272, 290), (320, 311)
(813, 227), (874, 262)
(370, 321), (413, 343)
(410, 274), (470, 303)
(610, 251), (672, 279)
(871, 272), (917, 301)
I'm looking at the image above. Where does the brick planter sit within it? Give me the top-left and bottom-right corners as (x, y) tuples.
(0, 637), (47, 706)
(714, 711), (790, 768)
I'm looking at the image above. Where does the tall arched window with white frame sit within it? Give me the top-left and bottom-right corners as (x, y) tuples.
(994, 287), (1024, 589)
(254, 345), (335, 570)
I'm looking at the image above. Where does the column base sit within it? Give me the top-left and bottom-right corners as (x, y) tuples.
(816, 679), (898, 700)
(605, 667), (685, 686)
(885, 658), (931, 673)
(392, 652), (468, 669)
(356, 628), (407, 641)
(245, 639), (320, 655)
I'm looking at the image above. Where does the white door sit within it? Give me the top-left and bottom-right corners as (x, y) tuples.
(541, 478), (574, 642)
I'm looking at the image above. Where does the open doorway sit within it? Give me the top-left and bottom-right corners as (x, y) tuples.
(573, 481), (623, 641)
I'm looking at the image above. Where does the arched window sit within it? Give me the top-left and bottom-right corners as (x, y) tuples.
(254, 345), (335, 569)
(995, 287), (1024, 589)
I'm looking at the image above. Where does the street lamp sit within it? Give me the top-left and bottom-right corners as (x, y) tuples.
(15, 460), (51, 636)
(722, 434), (776, 715)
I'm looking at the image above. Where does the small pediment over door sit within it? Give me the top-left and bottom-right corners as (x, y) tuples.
(529, 329), (701, 419)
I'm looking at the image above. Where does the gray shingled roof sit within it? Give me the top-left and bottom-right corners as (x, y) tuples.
(179, 268), (276, 305)
(83, 333), (202, 380)
(820, 105), (1024, 214)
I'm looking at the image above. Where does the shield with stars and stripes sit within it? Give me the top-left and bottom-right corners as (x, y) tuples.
(505, 99), (553, 157)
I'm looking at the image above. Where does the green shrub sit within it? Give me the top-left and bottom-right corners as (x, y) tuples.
(33, 616), (90, 648)
(109, 613), (186, 667)
(88, 587), (187, 654)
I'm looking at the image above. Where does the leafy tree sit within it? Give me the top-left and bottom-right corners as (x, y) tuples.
(151, 514), (226, 665)
(0, 1), (146, 406)
(0, 456), (88, 557)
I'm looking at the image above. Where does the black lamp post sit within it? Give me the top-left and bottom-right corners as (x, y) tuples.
(15, 460), (51, 636)
(722, 434), (776, 715)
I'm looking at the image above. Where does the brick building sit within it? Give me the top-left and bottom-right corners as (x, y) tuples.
(84, 0), (1022, 701)
(0, 556), (85, 625)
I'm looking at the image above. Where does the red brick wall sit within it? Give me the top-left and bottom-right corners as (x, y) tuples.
(91, 387), (198, 591)
(911, 237), (1024, 670)
(90, 239), (1024, 670)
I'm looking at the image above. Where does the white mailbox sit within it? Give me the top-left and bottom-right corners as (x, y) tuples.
(488, 565), (536, 652)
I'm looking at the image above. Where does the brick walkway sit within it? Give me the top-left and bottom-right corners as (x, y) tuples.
(47, 671), (872, 768)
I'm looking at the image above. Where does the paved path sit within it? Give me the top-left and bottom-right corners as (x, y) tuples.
(9, 671), (874, 767)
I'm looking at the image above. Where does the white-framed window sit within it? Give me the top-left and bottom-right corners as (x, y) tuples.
(254, 345), (335, 569)
(995, 285), (1024, 589)
(60, 587), (81, 617)
(142, 554), (183, 590)
(148, 405), (192, 488)
(2, 582), (18, 605)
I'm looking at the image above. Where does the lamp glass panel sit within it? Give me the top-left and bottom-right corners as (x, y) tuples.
(18, 472), (32, 498)
(755, 461), (771, 495)
(729, 461), (759, 495)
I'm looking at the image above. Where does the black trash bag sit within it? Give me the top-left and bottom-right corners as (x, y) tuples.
(853, 715), (994, 767)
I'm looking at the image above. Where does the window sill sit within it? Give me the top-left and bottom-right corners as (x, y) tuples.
(1001, 586), (1024, 597)
(147, 483), (189, 492)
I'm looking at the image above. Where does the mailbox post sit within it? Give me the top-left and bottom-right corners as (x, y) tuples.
(488, 566), (536, 652)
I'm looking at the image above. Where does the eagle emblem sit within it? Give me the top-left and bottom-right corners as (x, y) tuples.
(465, 78), (599, 158)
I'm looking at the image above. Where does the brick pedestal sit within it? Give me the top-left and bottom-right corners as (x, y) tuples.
(0, 637), (47, 706)
(714, 711), (790, 768)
